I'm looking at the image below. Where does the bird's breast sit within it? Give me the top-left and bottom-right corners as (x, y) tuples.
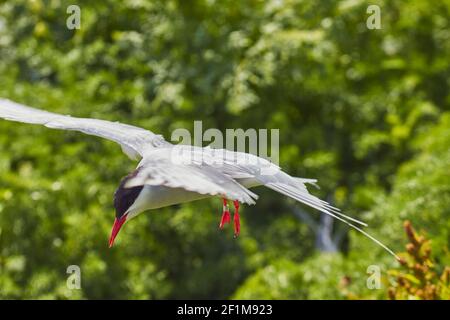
(130, 185), (210, 212)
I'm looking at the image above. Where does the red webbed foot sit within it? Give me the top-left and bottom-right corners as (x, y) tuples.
(219, 198), (231, 229)
(233, 200), (240, 237)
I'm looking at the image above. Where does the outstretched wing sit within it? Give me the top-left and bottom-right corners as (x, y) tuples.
(185, 146), (399, 259)
(125, 148), (258, 205)
(194, 147), (368, 225)
(0, 98), (169, 159)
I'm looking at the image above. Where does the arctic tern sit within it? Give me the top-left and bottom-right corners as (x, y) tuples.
(0, 98), (398, 258)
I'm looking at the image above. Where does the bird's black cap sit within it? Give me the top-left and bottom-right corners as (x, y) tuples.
(114, 169), (143, 218)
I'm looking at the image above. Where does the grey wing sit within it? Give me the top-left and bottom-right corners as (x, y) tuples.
(213, 149), (369, 226)
(190, 147), (372, 225)
(0, 98), (169, 160)
(207, 149), (398, 258)
(125, 151), (258, 205)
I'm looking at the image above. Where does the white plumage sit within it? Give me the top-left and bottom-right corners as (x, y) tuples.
(0, 98), (398, 258)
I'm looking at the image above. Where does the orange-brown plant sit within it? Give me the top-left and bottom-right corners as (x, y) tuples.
(387, 221), (450, 300)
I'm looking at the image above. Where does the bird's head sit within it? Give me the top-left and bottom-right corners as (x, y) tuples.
(109, 171), (143, 247)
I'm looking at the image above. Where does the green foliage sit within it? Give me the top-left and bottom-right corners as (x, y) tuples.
(233, 255), (348, 300)
(235, 113), (450, 299)
(0, 0), (449, 299)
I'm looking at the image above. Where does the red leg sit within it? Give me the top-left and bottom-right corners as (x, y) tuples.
(233, 200), (240, 237)
(219, 198), (231, 229)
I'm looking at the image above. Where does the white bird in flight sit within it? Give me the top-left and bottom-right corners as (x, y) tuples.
(0, 98), (398, 258)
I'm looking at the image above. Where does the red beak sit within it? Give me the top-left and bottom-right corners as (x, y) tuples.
(109, 214), (127, 248)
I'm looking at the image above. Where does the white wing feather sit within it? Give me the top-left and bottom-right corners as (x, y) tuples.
(181, 146), (398, 258)
(126, 148), (258, 205)
(0, 98), (168, 159)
